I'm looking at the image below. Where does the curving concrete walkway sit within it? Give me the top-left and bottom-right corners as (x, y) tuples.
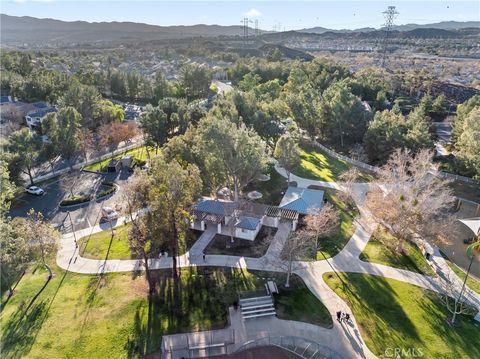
(56, 165), (480, 359)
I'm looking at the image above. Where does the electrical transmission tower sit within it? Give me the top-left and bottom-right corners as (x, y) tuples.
(381, 6), (399, 68)
(241, 17), (249, 43)
(254, 19), (259, 36)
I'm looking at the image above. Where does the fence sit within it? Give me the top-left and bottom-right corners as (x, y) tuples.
(33, 140), (143, 183)
(310, 140), (478, 185)
(235, 335), (343, 359)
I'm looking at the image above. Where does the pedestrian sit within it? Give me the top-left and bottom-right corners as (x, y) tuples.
(341, 312), (346, 322)
(203, 254), (206, 262)
(345, 313), (350, 323)
(336, 311), (342, 321)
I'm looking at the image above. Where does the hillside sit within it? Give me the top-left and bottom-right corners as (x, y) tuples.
(0, 14), (260, 46)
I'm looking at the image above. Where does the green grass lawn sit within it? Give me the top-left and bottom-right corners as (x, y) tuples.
(440, 251), (480, 295)
(1, 264), (331, 358)
(324, 272), (480, 358)
(78, 223), (133, 260)
(307, 186), (358, 259)
(274, 274), (332, 328)
(244, 163), (289, 206)
(293, 143), (374, 183)
(84, 145), (155, 172)
(78, 224), (201, 259)
(360, 229), (436, 276)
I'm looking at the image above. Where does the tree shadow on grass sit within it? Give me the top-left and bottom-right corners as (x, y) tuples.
(338, 273), (423, 354)
(417, 293), (480, 358)
(1, 300), (49, 359)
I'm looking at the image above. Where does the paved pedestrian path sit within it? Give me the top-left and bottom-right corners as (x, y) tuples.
(55, 164), (480, 358)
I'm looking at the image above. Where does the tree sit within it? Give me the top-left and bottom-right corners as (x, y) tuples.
(452, 95), (480, 143)
(78, 128), (95, 160)
(44, 107), (82, 169)
(148, 157), (202, 281)
(0, 161), (15, 216)
(95, 99), (124, 126)
(440, 237), (479, 325)
(274, 134), (300, 183)
(304, 203), (340, 255)
(279, 229), (317, 288)
(139, 105), (168, 153)
(365, 148), (455, 251)
(0, 217), (32, 296)
(25, 210), (58, 279)
(6, 128), (43, 185)
(179, 63), (211, 101)
(455, 108), (480, 179)
(197, 115), (268, 201)
(364, 109), (433, 164)
(98, 122), (125, 154)
(122, 172), (156, 295)
(319, 83), (371, 148)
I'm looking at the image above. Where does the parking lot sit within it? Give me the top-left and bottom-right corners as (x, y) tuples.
(9, 169), (132, 233)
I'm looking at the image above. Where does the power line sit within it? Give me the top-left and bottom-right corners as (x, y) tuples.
(381, 6), (399, 68)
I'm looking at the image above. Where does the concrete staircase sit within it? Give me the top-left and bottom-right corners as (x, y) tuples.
(239, 295), (276, 320)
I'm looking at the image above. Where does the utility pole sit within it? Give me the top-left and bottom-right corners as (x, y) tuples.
(381, 6), (399, 68)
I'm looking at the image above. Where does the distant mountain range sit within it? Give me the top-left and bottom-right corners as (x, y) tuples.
(1, 14), (478, 47)
(299, 21), (479, 34)
(0, 14), (261, 46)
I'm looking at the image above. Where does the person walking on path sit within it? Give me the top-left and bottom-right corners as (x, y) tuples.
(203, 254), (206, 262)
(336, 311), (342, 321)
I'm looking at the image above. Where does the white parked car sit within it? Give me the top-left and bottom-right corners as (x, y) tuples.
(25, 186), (45, 196)
(101, 206), (119, 221)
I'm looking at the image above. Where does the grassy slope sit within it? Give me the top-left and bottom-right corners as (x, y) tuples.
(360, 229), (436, 276)
(294, 144), (374, 183)
(84, 146), (154, 172)
(78, 225), (201, 259)
(1, 266), (331, 358)
(244, 163), (289, 206)
(307, 187), (357, 259)
(78, 223), (133, 260)
(324, 272), (480, 359)
(440, 251), (480, 295)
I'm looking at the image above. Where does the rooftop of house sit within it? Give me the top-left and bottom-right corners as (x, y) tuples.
(193, 199), (238, 217)
(26, 107), (56, 119)
(234, 216), (261, 230)
(279, 186), (325, 215)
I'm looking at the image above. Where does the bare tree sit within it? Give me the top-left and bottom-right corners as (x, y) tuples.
(439, 263), (478, 325)
(304, 203), (340, 252)
(280, 229), (317, 288)
(78, 128), (95, 160)
(59, 170), (82, 198)
(25, 210), (58, 279)
(349, 143), (368, 163)
(365, 148), (455, 251)
(338, 167), (361, 205)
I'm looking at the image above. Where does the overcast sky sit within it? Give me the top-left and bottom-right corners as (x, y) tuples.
(1, 1), (479, 30)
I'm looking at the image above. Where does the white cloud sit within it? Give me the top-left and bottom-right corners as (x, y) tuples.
(244, 8), (261, 18)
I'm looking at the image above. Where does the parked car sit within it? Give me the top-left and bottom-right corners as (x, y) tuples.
(25, 186), (44, 196)
(101, 206), (119, 222)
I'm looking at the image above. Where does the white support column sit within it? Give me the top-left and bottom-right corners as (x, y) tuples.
(292, 219), (298, 231)
(217, 223), (222, 233)
(200, 221), (205, 231)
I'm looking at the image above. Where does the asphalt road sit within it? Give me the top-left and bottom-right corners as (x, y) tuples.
(9, 169), (132, 233)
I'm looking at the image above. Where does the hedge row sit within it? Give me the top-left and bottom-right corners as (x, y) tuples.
(59, 182), (117, 207)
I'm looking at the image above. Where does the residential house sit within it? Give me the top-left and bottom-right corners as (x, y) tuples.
(25, 102), (57, 130)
